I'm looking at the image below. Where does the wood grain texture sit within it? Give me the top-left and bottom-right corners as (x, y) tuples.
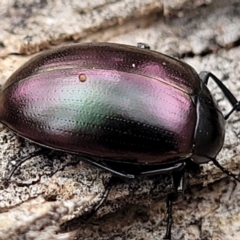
(0, 0), (240, 239)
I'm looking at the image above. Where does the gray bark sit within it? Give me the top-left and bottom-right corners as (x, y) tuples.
(0, 0), (240, 239)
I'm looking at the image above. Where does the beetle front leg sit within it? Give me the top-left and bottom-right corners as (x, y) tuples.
(163, 194), (174, 240)
(163, 170), (186, 240)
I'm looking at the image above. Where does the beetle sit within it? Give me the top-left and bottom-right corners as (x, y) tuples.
(0, 42), (239, 239)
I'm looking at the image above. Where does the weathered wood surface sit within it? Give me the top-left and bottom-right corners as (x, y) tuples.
(0, 0), (240, 239)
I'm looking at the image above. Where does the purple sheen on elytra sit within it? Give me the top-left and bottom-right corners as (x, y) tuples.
(0, 67), (196, 163)
(2, 43), (201, 95)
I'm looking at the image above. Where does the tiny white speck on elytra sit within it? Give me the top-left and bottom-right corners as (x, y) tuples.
(162, 62), (166, 65)
(132, 63), (136, 67)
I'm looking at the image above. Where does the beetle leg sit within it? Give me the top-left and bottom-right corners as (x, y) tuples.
(79, 155), (136, 179)
(61, 175), (117, 232)
(163, 194), (173, 240)
(199, 71), (240, 119)
(137, 162), (185, 177)
(82, 175), (116, 222)
(80, 156), (186, 179)
(211, 157), (240, 183)
(3, 148), (52, 185)
(163, 169), (186, 240)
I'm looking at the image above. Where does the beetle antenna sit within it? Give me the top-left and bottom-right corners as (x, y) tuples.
(199, 71), (240, 119)
(225, 101), (240, 120)
(211, 157), (240, 183)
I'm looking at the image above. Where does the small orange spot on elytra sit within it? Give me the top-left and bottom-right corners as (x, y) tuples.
(79, 73), (87, 82)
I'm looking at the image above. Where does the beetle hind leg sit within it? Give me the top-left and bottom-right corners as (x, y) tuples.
(3, 148), (52, 185)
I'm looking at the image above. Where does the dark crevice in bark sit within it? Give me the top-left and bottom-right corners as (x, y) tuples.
(180, 38), (240, 59)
